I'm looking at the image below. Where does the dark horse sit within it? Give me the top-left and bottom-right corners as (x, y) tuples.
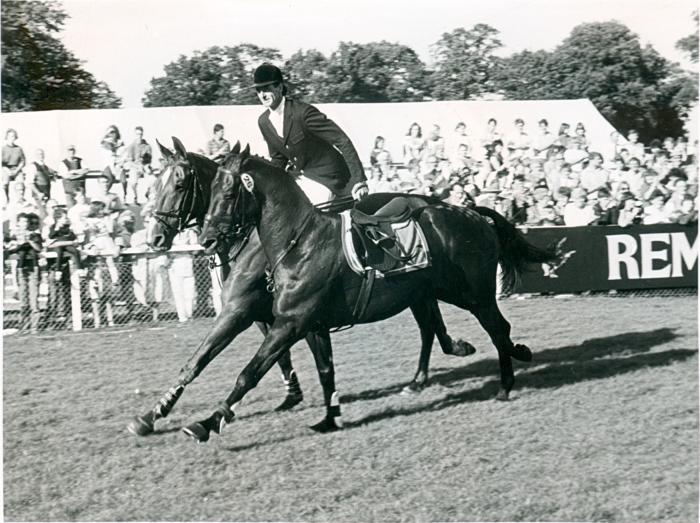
(127, 138), (474, 437)
(186, 146), (557, 443)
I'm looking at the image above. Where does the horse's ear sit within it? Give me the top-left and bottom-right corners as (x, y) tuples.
(242, 143), (250, 157)
(232, 141), (241, 154)
(171, 136), (187, 158)
(157, 139), (173, 160)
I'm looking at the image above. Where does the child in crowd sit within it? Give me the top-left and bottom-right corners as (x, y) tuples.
(82, 200), (119, 286)
(47, 206), (82, 279)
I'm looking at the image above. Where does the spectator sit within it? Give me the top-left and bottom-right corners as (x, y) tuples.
(25, 148), (57, 203)
(444, 182), (468, 207)
(2, 128), (26, 202)
(563, 187), (597, 226)
(419, 154), (449, 194)
(448, 122), (472, 161)
(67, 187), (91, 235)
(617, 192), (644, 227)
(59, 145), (89, 207)
(4, 182), (32, 230)
(130, 211), (169, 312)
(579, 152), (609, 192)
(502, 175), (530, 225)
(664, 178), (688, 217)
(100, 124), (126, 199)
(205, 123), (231, 164)
(167, 228), (199, 323)
(425, 124), (446, 161)
(563, 136), (589, 173)
(367, 165), (398, 193)
(449, 143), (475, 179)
(640, 169), (666, 202)
(643, 190), (671, 224)
(607, 156), (627, 191)
(626, 129), (645, 161)
(553, 186), (571, 216)
(402, 123), (425, 167)
(556, 122), (572, 148)
(532, 119), (556, 159)
(369, 136), (392, 169)
(122, 126), (153, 205)
(47, 205), (82, 279)
(571, 122), (590, 151)
(558, 163), (580, 190)
(95, 171), (124, 212)
(674, 196), (698, 225)
(482, 118), (502, 152)
(507, 118), (531, 159)
(594, 188), (619, 225)
(82, 200), (119, 286)
(537, 204), (564, 226)
(526, 180), (553, 225)
(620, 157), (645, 198)
(6, 212), (42, 332)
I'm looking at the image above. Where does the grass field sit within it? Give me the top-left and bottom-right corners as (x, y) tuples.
(3, 296), (698, 522)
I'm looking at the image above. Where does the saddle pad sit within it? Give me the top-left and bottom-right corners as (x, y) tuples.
(340, 211), (431, 278)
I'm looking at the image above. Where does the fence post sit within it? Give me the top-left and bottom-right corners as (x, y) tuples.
(69, 263), (82, 331)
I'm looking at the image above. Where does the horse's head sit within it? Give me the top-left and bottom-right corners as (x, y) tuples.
(150, 137), (199, 251)
(199, 142), (257, 255)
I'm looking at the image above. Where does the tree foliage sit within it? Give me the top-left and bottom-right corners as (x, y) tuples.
(142, 44), (281, 107)
(1, 0), (121, 111)
(429, 24), (503, 100)
(675, 10), (698, 63)
(284, 49), (329, 101)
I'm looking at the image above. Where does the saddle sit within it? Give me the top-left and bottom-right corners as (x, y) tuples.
(341, 197), (431, 276)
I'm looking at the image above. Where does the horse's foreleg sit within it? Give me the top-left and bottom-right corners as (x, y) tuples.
(182, 319), (303, 443)
(255, 322), (304, 411)
(405, 300), (438, 393)
(127, 305), (256, 436)
(305, 330), (342, 432)
(429, 299), (477, 358)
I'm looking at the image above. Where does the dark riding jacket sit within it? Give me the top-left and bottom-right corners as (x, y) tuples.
(258, 98), (366, 197)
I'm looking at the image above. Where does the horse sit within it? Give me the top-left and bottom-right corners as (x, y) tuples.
(186, 145), (558, 444)
(127, 138), (475, 438)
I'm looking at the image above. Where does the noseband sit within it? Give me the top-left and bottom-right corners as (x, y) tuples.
(153, 163), (202, 234)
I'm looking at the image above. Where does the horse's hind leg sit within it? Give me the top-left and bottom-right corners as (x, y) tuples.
(306, 330), (343, 433)
(471, 297), (531, 401)
(256, 322), (303, 412)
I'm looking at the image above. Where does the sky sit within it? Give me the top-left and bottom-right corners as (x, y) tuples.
(59, 0), (698, 108)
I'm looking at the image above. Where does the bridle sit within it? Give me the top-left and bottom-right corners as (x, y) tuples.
(153, 161), (202, 235)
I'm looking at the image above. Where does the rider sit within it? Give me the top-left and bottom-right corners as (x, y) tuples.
(253, 63), (369, 204)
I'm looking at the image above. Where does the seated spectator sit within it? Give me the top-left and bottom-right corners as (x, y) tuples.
(449, 143), (476, 178)
(553, 186), (571, 216)
(419, 154), (448, 188)
(579, 152), (609, 192)
(448, 122), (473, 161)
(4, 181), (32, 231)
(501, 175), (530, 225)
(617, 192), (644, 227)
(607, 156), (627, 191)
(570, 122), (590, 151)
(369, 136), (392, 169)
(402, 123), (425, 167)
(367, 165), (398, 193)
(537, 204), (564, 226)
(26, 148), (57, 203)
(100, 124), (126, 199)
(425, 124), (446, 161)
(444, 182), (469, 207)
(6, 212), (42, 332)
(47, 205), (82, 278)
(640, 169), (666, 202)
(41, 199), (59, 238)
(525, 180), (553, 225)
(563, 187), (598, 226)
(205, 123), (231, 164)
(59, 145), (89, 207)
(620, 157), (645, 198)
(94, 171), (124, 212)
(594, 188), (619, 225)
(555, 122), (572, 148)
(83, 200), (119, 286)
(532, 119), (556, 159)
(67, 187), (91, 235)
(674, 196), (698, 225)
(643, 190), (672, 224)
(663, 178), (688, 217)
(563, 138), (589, 173)
(558, 163), (580, 190)
(2, 128), (26, 201)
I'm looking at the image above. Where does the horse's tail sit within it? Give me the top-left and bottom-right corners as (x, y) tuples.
(473, 206), (558, 294)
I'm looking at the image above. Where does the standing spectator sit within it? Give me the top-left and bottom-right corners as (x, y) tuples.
(2, 128), (26, 201)
(425, 124), (446, 161)
(507, 118), (531, 159)
(205, 123), (231, 164)
(532, 119), (556, 159)
(26, 149), (57, 202)
(563, 187), (597, 226)
(626, 129), (645, 161)
(59, 145), (89, 207)
(369, 136), (392, 170)
(402, 123), (425, 167)
(168, 228), (198, 323)
(6, 212), (42, 332)
(47, 205), (82, 278)
(503, 175), (530, 225)
(83, 200), (119, 286)
(100, 125), (126, 200)
(579, 152), (609, 192)
(122, 126), (153, 205)
(130, 211), (169, 313)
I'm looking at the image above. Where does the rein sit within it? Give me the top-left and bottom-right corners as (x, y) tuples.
(153, 163), (202, 234)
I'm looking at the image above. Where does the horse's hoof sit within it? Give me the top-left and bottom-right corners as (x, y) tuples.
(401, 381), (426, 395)
(127, 414), (154, 436)
(451, 339), (477, 357)
(495, 389), (510, 401)
(512, 344), (533, 362)
(310, 417), (342, 433)
(274, 392), (304, 411)
(182, 423), (210, 443)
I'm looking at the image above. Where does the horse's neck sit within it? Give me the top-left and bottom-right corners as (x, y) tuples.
(190, 154), (218, 221)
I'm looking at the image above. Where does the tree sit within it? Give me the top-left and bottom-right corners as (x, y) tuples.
(675, 10), (698, 63)
(429, 24), (503, 100)
(492, 50), (556, 100)
(284, 49), (329, 101)
(316, 41), (428, 103)
(1, 0), (121, 111)
(142, 44), (281, 107)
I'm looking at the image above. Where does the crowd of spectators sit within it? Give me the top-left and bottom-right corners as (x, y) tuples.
(367, 119), (699, 227)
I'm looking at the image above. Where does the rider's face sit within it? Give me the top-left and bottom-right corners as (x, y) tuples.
(257, 83), (284, 110)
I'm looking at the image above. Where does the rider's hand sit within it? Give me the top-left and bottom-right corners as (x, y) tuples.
(351, 182), (369, 200)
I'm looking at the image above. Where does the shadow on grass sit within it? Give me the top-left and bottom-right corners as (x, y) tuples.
(342, 327), (684, 405)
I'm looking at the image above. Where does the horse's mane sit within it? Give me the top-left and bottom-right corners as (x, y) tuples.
(186, 151), (219, 175)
